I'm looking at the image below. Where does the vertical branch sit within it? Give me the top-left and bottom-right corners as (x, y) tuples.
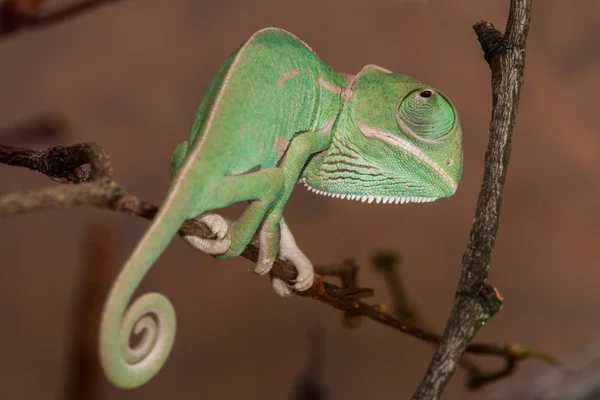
(63, 221), (117, 400)
(411, 1), (532, 399)
(292, 326), (328, 400)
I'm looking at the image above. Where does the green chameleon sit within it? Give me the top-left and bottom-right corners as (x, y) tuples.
(99, 27), (463, 389)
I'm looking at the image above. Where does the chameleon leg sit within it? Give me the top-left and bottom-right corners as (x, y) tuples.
(216, 167), (285, 259)
(255, 130), (331, 291)
(171, 143), (286, 270)
(171, 141), (232, 254)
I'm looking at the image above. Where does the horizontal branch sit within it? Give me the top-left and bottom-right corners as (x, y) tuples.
(0, 141), (554, 384)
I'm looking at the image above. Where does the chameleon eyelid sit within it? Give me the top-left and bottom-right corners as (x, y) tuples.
(395, 89), (456, 144)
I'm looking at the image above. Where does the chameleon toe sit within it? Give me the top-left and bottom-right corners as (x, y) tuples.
(293, 273), (314, 292)
(271, 277), (293, 297)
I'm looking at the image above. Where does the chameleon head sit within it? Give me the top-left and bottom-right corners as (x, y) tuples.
(302, 65), (463, 204)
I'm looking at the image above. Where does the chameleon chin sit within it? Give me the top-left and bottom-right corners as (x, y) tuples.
(99, 27), (463, 389)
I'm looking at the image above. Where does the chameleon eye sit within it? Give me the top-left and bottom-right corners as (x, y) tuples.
(397, 89), (455, 141)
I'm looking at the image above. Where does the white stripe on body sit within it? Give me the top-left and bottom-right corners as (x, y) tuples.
(277, 69), (300, 87)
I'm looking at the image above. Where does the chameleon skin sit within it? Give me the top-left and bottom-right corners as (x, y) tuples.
(99, 27), (463, 389)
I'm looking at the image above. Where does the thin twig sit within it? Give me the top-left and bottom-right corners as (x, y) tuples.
(372, 251), (420, 323)
(314, 260), (364, 328)
(0, 142), (553, 368)
(0, 0), (124, 39)
(411, 1), (533, 399)
(372, 251), (554, 389)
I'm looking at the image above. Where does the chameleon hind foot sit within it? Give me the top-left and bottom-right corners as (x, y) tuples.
(181, 212), (231, 255)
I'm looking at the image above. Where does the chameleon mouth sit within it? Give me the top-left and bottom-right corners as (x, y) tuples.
(299, 178), (435, 204)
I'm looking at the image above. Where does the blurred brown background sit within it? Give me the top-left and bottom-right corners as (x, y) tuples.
(1, 0), (599, 399)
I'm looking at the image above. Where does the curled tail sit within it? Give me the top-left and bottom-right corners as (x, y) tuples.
(99, 179), (200, 389)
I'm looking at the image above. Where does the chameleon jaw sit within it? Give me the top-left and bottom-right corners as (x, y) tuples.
(299, 178), (435, 204)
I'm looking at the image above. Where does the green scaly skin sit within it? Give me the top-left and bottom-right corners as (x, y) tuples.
(99, 27), (463, 389)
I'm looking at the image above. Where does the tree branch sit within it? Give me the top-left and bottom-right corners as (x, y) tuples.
(0, 142), (553, 380)
(411, 1), (533, 399)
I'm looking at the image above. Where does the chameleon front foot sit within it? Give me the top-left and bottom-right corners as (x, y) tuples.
(279, 218), (314, 292)
(181, 212), (314, 296)
(270, 277), (293, 297)
(256, 218), (315, 295)
(181, 212), (231, 255)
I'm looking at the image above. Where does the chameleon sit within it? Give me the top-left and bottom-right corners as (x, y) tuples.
(99, 27), (463, 389)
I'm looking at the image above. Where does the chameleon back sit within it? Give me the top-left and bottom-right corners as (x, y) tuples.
(184, 28), (343, 177)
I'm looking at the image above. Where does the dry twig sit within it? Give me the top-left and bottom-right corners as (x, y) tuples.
(411, 1), (533, 399)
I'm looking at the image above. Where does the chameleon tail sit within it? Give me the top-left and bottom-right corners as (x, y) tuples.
(99, 181), (200, 389)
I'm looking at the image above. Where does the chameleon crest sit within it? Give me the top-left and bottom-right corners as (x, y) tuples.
(99, 27), (463, 389)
